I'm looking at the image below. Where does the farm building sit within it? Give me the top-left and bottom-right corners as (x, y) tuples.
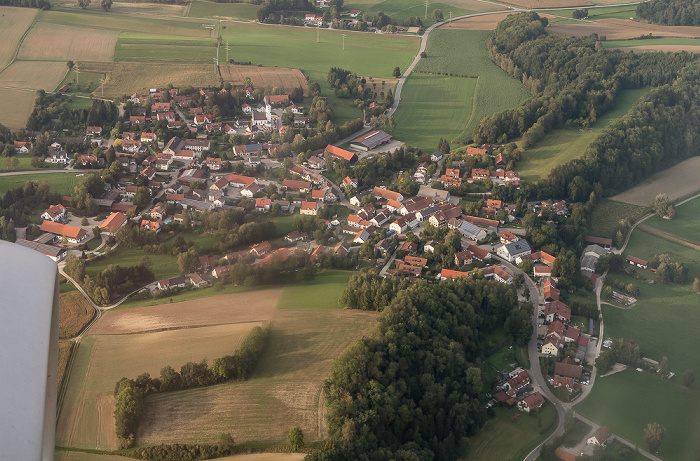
(325, 145), (357, 163)
(350, 130), (393, 151)
(587, 427), (612, 446)
(14, 239), (67, 262)
(99, 212), (128, 234)
(39, 221), (87, 244)
(626, 255), (648, 268)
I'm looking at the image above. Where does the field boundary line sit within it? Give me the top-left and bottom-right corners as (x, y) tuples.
(638, 223), (700, 252)
(56, 340), (79, 425)
(0, 9), (39, 76)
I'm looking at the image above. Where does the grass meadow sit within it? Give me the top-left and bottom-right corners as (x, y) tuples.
(576, 369), (700, 461)
(276, 269), (353, 310)
(187, 0), (260, 21)
(601, 37), (700, 48)
(587, 199), (647, 239)
(114, 32), (217, 64)
(85, 248), (180, 282)
(0, 172), (80, 196)
(517, 88), (649, 181)
(643, 196), (700, 243)
(55, 70), (105, 95)
(395, 29), (529, 149)
(462, 404), (558, 461)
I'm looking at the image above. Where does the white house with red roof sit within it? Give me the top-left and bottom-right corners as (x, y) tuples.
(41, 204), (66, 222)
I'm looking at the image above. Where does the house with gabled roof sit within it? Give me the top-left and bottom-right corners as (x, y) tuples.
(250, 241), (272, 257)
(325, 144), (357, 163)
(497, 239), (531, 262)
(41, 204), (66, 222)
(39, 221), (87, 243)
(587, 426), (612, 447)
(438, 269), (469, 281)
(99, 212), (128, 234)
(517, 392), (544, 413)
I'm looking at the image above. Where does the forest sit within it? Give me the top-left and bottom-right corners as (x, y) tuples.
(307, 278), (519, 460)
(0, 0), (50, 8)
(476, 12), (700, 200)
(637, 0), (700, 26)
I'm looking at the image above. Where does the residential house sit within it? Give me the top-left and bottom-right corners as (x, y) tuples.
(13, 141), (31, 153)
(150, 205), (166, 220)
(342, 176), (358, 189)
(300, 201), (320, 215)
(250, 241), (272, 257)
(454, 250), (473, 266)
(500, 230), (519, 244)
(140, 219), (162, 233)
(370, 210), (392, 227)
(466, 146), (487, 156)
(188, 273), (208, 288)
(307, 156), (324, 169)
(353, 227), (375, 244)
(212, 265), (232, 279)
(140, 133), (157, 143)
(285, 230), (308, 243)
(282, 179), (312, 193)
(431, 151), (445, 162)
(438, 269), (469, 281)
(206, 157), (222, 170)
(99, 212), (128, 234)
(424, 240), (439, 253)
(517, 392), (544, 413)
(481, 265), (512, 284)
(497, 240), (532, 262)
(554, 357), (583, 380)
(544, 300), (571, 324)
(240, 182), (261, 198)
(41, 204), (66, 222)
(255, 198), (271, 212)
(587, 427), (612, 447)
(157, 275), (187, 291)
(466, 244), (490, 261)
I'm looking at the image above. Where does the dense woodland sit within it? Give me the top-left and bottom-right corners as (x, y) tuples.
(477, 12), (700, 200)
(637, 0), (700, 25)
(27, 92), (118, 133)
(307, 278), (519, 460)
(0, 0), (50, 8)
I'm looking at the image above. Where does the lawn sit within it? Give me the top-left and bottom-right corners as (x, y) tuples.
(396, 29), (530, 149)
(642, 195), (700, 244)
(0, 172), (80, 196)
(575, 369), (700, 461)
(13, 154), (65, 171)
(587, 199), (647, 239)
(516, 88), (649, 181)
(461, 404), (558, 461)
(269, 214), (296, 236)
(601, 37), (700, 48)
(392, 74), (476, 151)
(187, 0), (260, 21)
(114, 32), (217, 64)
(55, 70), (105, 95)
(85, 248), (180, 282)
(277, 269), (353, 310)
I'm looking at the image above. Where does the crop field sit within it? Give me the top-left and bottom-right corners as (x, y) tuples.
(463, 404), (558, 460)
(187, 0), (260, 20)
(18, 22), (118, 61)
(114, 32), (217, 63)
(610, 157), (700, 206)
(219, 65), (308, 93)
(57, 341), (73, 395)
(602, 37), (700, 49)
(0, 7), (38, 69)
(56, 322), (261, 450)
(395, 29), (529, 148)
(59, 292), (95, 339)
(277, 270), (353, 310)
(643, 196), (700, 244)
(137, 308), (378, 445)
(546, 18), (700, 40)
(0, 88), (35, 131)
(0, 172), (80, 196)
(0, 61), (67, 91)
(37, 9), (213, 37)
(393, 75), (476, 151)
(50, 0), (188, 16)
(56, 455), (305, 461)
(576, 369), (700, 461)
(77, 62), (220, 98)
(587, 199), (646, 239)
(92, 289), (281, 334)
(516, 88), (648, 181)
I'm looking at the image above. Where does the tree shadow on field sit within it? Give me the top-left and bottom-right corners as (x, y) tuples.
(253, 329), (320, 379)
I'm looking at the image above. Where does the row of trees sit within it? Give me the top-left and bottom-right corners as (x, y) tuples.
(309, 278), (519, 460)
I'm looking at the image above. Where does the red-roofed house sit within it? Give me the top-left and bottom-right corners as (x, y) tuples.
(517, 392), (544, 413)
(439, 269), (469, 281)
(99, 212), (128, 234)
(325, 144), (357, 163)
(41, 204), (66, 222)
(250, 241), (272, 257)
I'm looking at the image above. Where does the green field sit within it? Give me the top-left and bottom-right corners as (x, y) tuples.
(395, 29), (530, 150)
(277, 269), (353, 310)
(361, 0), (476, 28)
(588, 199), (647, 239)
(11, 154), (65, 171)
(462, 404), (558, 461)
(602, 37), (700, 48)
(114, 32), (217, 63)
(643, 196), (700, 244)
(576, 369), (700, 461)
(220, 22), (419, 123)
(85, 248), (180, 282)
(517, 88), (649, 181)
(393, 74), (476, 151)
(55, 70), (105, 95)
(187, 0), (260, 21)
(0, 172), (80, 196)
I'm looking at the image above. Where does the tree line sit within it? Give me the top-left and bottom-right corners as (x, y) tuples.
(64, 254), (154, 304)
(27, 91), (118, 133)
(0, 0), (50, 8)
(308, 278), (518, 460)
(637, 0), (700, 26)
(113, 325), (269, 448)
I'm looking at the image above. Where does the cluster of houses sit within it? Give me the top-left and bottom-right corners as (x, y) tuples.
(492, 368), (546, 413)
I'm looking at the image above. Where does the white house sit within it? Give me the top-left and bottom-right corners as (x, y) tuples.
(496, 240), (532, 262)
(41, 204), (66, 222)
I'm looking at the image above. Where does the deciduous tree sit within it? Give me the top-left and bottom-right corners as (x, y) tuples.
(644, 422), (666, 453)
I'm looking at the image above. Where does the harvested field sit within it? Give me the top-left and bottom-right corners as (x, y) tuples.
(0, 60), (66, 90)
(56, 322), (260, 450)
(0, 6), (38, 69)
(217, 456), (306, 461)
(547, 18), (700, 40)
(18, 22), (118, 61)
(219, 65), (307, 93)
(55, 453), (133, 461)
(91, 289), (281, 334)
(610, 157), (700, 206)
(437, 0), (500, 11)
(0, 88), (35, 130)
(137, 309), (379, 445)
(498, 0), (591, 8)
(610, 45), (700, 52)
(57, 341), (73, 393)
(77, 61), (219, 98)
(448, 12), (555, 30)
(59, 292), (95, 339)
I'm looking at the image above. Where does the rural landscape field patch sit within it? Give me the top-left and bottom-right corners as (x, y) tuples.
(187, 0), (260, 20)
(219, 65), (308, 93)
(18, 22), (118, 61)
(610, 156), (700, 206)
(56, 322), (262, 450)
(546, 18), (700, 40)
(137, 309), (378, 445)
(0, 6), (38, 69)
(59, 291), (94, 339)
(0, 88), (35, 131)
(0, 61), (67, 91)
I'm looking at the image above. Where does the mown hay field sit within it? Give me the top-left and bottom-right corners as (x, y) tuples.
(77, 61), (220, 98)
(361, 0), (477, 28)
(18, 22), (118, 61)
(56, 322), (262, 450)
(0, 60), (67, 90)
(0, 172), (81, 196)
(644, 195), (700, 244)
(0, 88), (35, 131)
(114, 32), (216, 63)
(547, 18), (700, 40)
(219, 65), (307, 93)
(610, 156), (700, 206)
(59, 292), (94, 339)
(187, 0), (260, 20)
(0, 6), (38, 69)
(137, 308), (378, 445)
